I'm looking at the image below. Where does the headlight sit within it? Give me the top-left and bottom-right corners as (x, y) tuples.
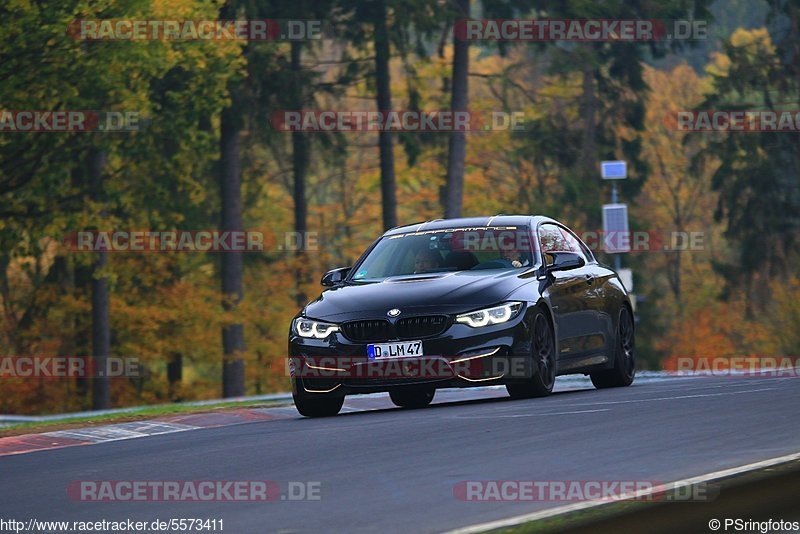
(294, 317), (340, 339)
(456, 302), (524, 328)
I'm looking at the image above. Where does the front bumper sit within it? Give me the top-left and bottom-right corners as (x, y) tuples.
(289, 311), (534, 396)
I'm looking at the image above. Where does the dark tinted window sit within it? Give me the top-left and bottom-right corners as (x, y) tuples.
(351, 227), (533, 281)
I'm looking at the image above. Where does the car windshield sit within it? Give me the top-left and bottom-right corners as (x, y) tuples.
(350, 226), (535, 281)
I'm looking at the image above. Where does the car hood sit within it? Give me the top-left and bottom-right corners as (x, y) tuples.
(302, 270), (534, 321)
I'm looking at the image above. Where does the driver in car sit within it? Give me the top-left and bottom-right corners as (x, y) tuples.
(498, 246), (524, 268)
(414, 248), (443, 273)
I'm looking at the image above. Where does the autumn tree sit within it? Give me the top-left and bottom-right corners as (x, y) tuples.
(695, 25), (800, 314)
(0, 0), (242, 408)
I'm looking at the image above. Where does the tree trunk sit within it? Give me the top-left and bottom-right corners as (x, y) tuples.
(0, 255), (19, 353)
(219, 104), (246, 398)
(579, 53), (597, 178)
(373, 0), (397, 230)
(167, 352), (183, 401)
(666, 249), (682, 304)
(292, 40), (310, 306)
(443, 0), (470, 218)
(89, 148), (110, 410)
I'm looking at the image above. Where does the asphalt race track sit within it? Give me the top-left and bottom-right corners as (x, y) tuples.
(2, 374), (799, 533)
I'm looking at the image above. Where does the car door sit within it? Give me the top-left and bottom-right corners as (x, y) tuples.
(558, 226), (609, 359)
(537, 223), (599, 365)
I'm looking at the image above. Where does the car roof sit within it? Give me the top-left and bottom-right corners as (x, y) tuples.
(383, 215), (559, 236)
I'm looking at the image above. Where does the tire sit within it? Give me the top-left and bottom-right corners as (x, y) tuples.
(293, 392), (344, 417)
(389, 388), (435, 409)
(590, 306), (636, 389)
(506, 310), (556, 399)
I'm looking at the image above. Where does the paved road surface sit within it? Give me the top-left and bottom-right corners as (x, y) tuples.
(2, 374), (798, 533)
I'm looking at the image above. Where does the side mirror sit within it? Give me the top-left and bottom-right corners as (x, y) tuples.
(545, 252), (585, 273)
(321, 267), (351, 287)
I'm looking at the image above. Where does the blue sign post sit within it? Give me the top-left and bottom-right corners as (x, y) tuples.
(601, 160), (627, 180)
(601, 161), (627, 272)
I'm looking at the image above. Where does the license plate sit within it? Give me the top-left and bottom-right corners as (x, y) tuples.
(367, 340), (424, 359)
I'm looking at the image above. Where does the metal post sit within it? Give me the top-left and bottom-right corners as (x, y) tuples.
(611, 182), (621, 272)
(601, 161), (626, 274)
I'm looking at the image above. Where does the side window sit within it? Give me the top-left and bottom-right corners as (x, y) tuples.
(559, 227), (590, 263)
(538, 224), (569, 265)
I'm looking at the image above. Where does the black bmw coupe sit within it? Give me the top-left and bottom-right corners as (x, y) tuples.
(288, 215), (635, 417)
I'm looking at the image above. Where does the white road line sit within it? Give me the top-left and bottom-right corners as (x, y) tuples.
(549, 387), (777, 408)
(451, 409), (610, 419)
(640, 378), (796, 393)
(444, 450), (800, 534)
(341, 386), (777, 418)
(45, 422), (199, 443)
(447, 387), (777, 418)
(631, 381), (762, 392)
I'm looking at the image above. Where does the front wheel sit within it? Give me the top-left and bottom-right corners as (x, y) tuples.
(506, 310), (556, 399)
(389, 388), (435, 408)
(590, 306), (636, 389)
